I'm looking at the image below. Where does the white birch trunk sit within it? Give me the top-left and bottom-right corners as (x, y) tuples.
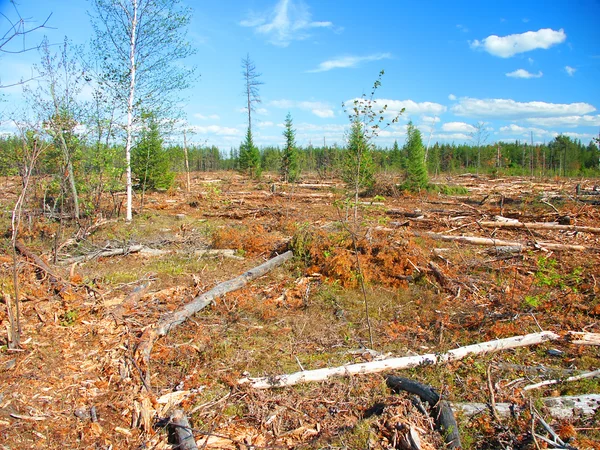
(238, 331), (560, 389)
(125, 0), (138, 222)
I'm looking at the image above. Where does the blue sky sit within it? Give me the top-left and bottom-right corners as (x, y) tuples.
(1, 0), (599, 150)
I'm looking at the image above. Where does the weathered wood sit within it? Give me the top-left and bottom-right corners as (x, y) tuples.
(477, 220), (600, 234)
(58, 244), (146, 265)
(523, 369), (600, 391)
(136, 251), (293, 384)
(169, 409), (198, 450)
(387, 376), (461, 449)
(453, 395), (600, 419)
(567, 331), (600, 346)
(411, 231), (588, 252)
(238, 331), (559, 389)
(15, 240), (67, 290)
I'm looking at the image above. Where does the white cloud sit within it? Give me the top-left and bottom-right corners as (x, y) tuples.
(452, 97), (595, 119)
(442, 122), (476, 133)
(257, 121), (275, 128)
(189, 125), (243, 136)
(347, 98), (446, 116)
(433, 132), (472, 141)
(456, 24), (469, 33)
(256, 107), (269, 115)
(528, 57), (534, 65)
(194, 113), (220, 120)
(422, 116), (441, 124)
(565, 65), (576, 76)
(525, 115), (600, 127)
(270, 99), (335, 118)
(307, 53), (392, 73)
(499, 124), (554, 137)
(240, 0), (333, 47)
(470, 28), (566, 58)
(506, 69), (543, 79)
(448, 94), (457, 101)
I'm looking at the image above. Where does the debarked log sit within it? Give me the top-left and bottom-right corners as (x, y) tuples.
(58, 244), (147, 265)
(15, 240), (67, 290)
(238, 331), (560, 389)
(169, 409), (198, 450)
(136, 251), (294, 384)
(477, 220), (600, 234)
(410, 231), (588, 252)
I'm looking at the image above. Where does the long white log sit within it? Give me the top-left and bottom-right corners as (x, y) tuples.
(238, 331), (560, 389)
(412, 232), (587, 252)
(478, 220), (600, 234)
(523, 369), (600, 391)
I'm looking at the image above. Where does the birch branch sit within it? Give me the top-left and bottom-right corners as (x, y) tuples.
(477, 220), (600, 234)
(523, 369), (600, 391)
(238, 331), (560, 389)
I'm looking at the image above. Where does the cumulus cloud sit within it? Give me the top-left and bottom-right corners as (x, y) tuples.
(452, 97), (595, 119)
(194, 113), (220, 120)
(270, 99), (335, 118)
(506, 69), (543, 79)
(565, 65), (576, 76)
(448, 94), (457, 101)
(307, 53), (392, 73)
(441, 122), (476, 133)
(240, 0), (333, 47)
(346, 98), (446, 116)
(525, 115), (600, 127)
(188, 125), (243, 136)
(470, 28), (566, 58)
(499, 124), (554, 137)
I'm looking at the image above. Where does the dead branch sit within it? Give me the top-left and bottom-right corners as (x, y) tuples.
(477, 220), (600, 234)
(169, 409), (198, 450)
(453, 395), (600, 419)
(386, 376), (461, 449)
(523, 369), (600, 391)
(58, 244), (147, 265)
(15, 240), (68, 290)
(238, 331), (560, 389)
(136, 251), (294, 385)
(567, 331), (600, 346)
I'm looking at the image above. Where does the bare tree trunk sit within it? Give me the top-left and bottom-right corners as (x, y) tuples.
(125, 0), (139, 222)
(183, 130), (190, 193)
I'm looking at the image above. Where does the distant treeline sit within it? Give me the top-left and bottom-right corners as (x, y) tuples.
(1, 133), (598, 185)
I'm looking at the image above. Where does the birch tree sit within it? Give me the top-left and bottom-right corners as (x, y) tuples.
(89, 0), (195, 221)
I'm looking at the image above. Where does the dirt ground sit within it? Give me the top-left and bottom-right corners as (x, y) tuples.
(1, 172), (599, 449)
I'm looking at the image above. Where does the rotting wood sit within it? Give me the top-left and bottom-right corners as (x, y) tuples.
(408, 231), (589, 252)
(111, 283), (151, 323)
(169, 409), (198, 450)
(194, 249), (244, 260)
(15, 240), (68, 290)
(237, 331), (560, 389)
(386, 376), (461, 449)
(136, 250), (293, 385)
(567, 331), (600, 346)
(428, 261), (459, 295)
(453, 394), (600, 419)
(477, 220), (600, 234)
(523, 369), (600, 391)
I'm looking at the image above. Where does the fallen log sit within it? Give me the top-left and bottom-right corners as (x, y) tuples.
(386, 376), (461, 449)
(453, 394), (600, 420)
(168, 409), (198, 450)
(567, 331), (600, 346)
(238, 331), (560, 389)
(15, 240), (68, 290)
(136, 251), (293, 385)
(410, 231), (588, 252)
(477, 220), (600, 234)
(58, 244), (146, 265)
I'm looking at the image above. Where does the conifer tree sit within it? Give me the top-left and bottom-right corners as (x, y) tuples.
(281, 112), (298, 182)
(239, 127), (260, 177)
(343, 119), (374, 192)
(404, 121), (429, 190)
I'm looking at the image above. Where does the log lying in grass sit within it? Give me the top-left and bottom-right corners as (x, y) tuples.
(477, 220), (600, 234)
(523, 369), (600, 391)
(238, 331), (560, 389)
(136, 251), (294, 385)
(387, 376), (461, 449)
(15, 240), (67, 290)
(411, 231), (588, 252)
(58, 244), (147, 265)
(453, 394), (600, 420)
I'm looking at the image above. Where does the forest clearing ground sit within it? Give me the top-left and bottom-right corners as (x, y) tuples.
(1, 172), (599, 449)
